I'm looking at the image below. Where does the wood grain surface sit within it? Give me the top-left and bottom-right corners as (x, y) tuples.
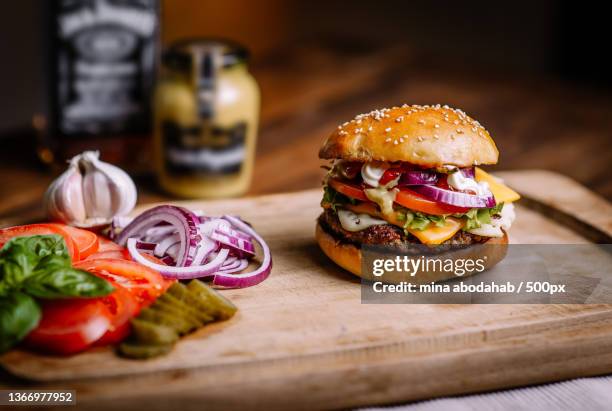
(1, 170), (611, 411)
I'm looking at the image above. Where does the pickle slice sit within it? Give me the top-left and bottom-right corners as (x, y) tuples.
(166, 283), (217, 323)
(149, 299), (203, 329)
(186, 280), (238, 320)
(130, 318), (179, 345)
(118, 342), (174, 359)
(138, 307), (193, 335)
(157, 292), (214, 324)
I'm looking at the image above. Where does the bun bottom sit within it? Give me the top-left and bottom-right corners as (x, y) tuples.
(315, 222), (508, 284)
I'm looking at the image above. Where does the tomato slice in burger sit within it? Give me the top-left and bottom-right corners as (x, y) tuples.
(75, 258), (172, 307)
(24, 298), (112, 355)
(395, 188), (470, 215)
(328, 179), (369, 202)
(0, 224), (79, 260)
(54, 225), (99, 260)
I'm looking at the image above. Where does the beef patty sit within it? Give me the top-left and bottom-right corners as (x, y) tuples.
(318, 209), (488, 251)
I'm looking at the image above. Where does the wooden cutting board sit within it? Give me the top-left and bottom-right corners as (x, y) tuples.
(1, 170), (612, 411)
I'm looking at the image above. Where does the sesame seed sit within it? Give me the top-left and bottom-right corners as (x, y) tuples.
(355, 128), (363, 133)
(434, 124), (440, 129)
(433, 134), (439, 139)
(442, 105), (450, 109)
(417, 136), (424, 142)
(385, 127), (392, 132)
(417, 119), (425, 125)
(368, 126), (373, 131)
(453, 120), (459, 125)
(356, 119), (362, 124)
(337, 125), (342, 130)
(399, 137), (404, 142)
(343, 121), (349, 126)
(396, 116), (403, 123)
(394, 140), (398, 145)
(385, 137), (392, 142)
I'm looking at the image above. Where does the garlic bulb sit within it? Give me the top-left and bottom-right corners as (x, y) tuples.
(44, 151), (137, 228)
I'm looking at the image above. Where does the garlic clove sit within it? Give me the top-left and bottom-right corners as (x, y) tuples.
(82, 151), (137, 218)
(45, 165), (87, 224)
(82, 167), (113, 219)
(43, 150), (137, 228)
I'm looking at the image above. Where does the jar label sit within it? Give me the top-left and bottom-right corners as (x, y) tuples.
(162, 121), (247, 176)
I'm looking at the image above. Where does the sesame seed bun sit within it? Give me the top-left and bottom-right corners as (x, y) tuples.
(319, 105), (499, 168)
(315, 222), (508, 284)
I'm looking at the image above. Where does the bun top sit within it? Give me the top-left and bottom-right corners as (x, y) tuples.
(319, 104), (499, 167)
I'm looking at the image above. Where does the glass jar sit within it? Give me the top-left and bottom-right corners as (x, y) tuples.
(154, 40), (260, 198)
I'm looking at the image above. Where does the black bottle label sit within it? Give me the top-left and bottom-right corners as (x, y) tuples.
(53, 0), (158, 136)
(162, 121), (247, 176)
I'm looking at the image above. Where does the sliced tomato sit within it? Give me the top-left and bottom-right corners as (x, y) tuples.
(328, 179), (369, 201)
(94, 285), (138, 346)
(328, 178), (469, 215)
(84, 249), (131, 261)
(24, 298), (112, 355)
(97, 236), (124, 253)
(55, 225), (99, 260)
(395, 188), (470, 215)
(75, 258), (172, 307)
(0, 224), (79, 260)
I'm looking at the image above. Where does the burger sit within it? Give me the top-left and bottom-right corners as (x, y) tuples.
(316, 104), (520, 282)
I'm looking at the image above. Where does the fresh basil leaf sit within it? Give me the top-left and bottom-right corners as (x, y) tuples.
(0, 235), (69, 288)
(23, 268), (114, 299)
(0, 292), (41, 353)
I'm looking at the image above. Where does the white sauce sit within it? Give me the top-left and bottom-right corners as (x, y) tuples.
(338, 209), (388, 232)
(361, 161), (389, 187)
(447, 170), (491, 196)
(467, 203), (516, 237)
(364, 187), (398, 217)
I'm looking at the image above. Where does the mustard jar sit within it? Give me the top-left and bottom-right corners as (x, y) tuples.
(154, 40), (260, 198)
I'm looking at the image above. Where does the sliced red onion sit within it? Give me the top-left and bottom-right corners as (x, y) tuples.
(460, 167), (475, 178)
(160, 255), (175, 265)
(166, 243), (180, 261)
(398, 171), (438, 186)
(218, 259), (249, 274)
(145, 226), (177, 242)
(153, 234), (180, 257)
(211, 227), (255, 258)
(121, 208), (271, 288)
(135, 241), (156, 252)
(411, 185), (496, 208)
(192, 237), (219, 265)
(212, 216), (272, 288)
(116, 205), (201, 266)
(128, 238), (230, 279)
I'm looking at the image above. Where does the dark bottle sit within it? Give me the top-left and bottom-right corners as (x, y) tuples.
(39, 0), (160, 171)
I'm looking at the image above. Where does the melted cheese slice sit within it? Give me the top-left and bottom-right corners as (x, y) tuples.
(475, 167), (521, 203)
(406, 218), (463, 245)
(344, 203), (463, 245)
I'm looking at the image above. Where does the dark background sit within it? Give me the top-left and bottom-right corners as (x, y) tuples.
(0, 0), (609, 132)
